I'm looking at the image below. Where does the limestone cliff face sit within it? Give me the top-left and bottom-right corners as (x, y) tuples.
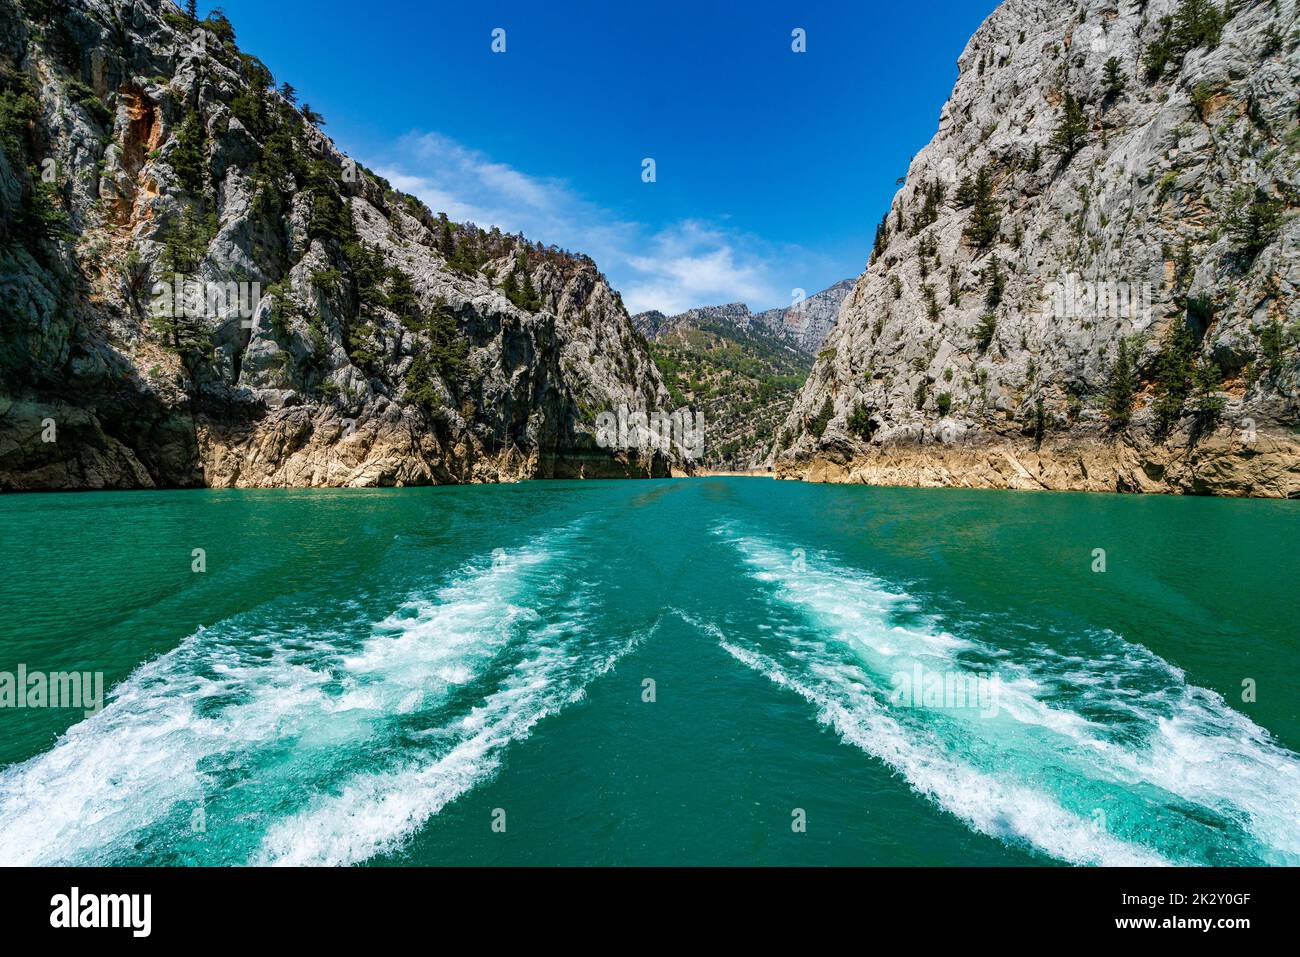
(779, 0), (1300, 497)
(0, 0), (679, 490)
(753, 278), (855, 355)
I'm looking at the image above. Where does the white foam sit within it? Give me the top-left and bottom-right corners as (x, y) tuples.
(717, 638), (1168, 866)
(254, 620), (651, 866)
(0, 629), (334, 865)
(0, 534), (588, 865)
(717, 528), (1300, 866)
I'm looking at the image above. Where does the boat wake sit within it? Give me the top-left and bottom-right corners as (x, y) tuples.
(706, 525), (1300, 867)
(0, 526), (641, 866)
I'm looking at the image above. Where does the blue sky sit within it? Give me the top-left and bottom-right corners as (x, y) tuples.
(216, 0), (1000, 313)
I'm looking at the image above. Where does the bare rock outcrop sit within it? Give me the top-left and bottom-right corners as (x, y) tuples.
(778, 0), (1299, 497)
(0, 0), (682, 490)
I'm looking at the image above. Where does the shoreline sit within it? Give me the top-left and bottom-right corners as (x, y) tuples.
(680, 469), (777, 479)
(775, 432), (1300, 499)
(7, 434), (1300, 498)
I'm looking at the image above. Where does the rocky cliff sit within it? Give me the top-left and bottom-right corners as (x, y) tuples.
(753, 278), (855, 354)
(778, 0), (1300, 497)
(0, 0), (682, 490)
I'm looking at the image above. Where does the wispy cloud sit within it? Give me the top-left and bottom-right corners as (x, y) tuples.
(366, 131), (822, 315)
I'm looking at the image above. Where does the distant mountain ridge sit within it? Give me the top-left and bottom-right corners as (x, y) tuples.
(753, 278), (856, 354)
(631, 279), (852, 468)
(633, 279), (854, 357)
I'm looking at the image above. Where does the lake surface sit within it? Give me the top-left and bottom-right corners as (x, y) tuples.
(1, 478), (1297, 866)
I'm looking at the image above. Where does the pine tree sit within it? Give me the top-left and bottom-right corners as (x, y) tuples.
(185, 0), (198, 22)
(17, 177), (69, 242)
(1145, 1), (1225, 79)
(911, 178), (946, 234)
(954, 174), (977, 208)
(870, 211), (890, 265)
(438, 214), (455, 260)
(1172, 0), (1225, 55)
(962, 167), (1001, 250)
(975, 313), (997, 352)
(519, 266), (539, 311)
(847, 405), (875, 440)
(1189, 355), (1225, 421)
(1104, 338), (1137, 428)
(1223, 186), (1284, 259)
(1050, 92), (1088, 159)
(385, 269), (418, 319)
(811, 396), (835, 438)
(1144, 16), (1176, 79)
(1258, 319), (1286, 375)
(169, 110), (208, 198)
(279, 82), (297, 105)
(923, 283), (940, 321)
(501, 270), (519, 306)
(1102, 57), (1126, 102)
(1152, 321), (1197, 433)
(984, 255), (1005, 309)
(162, 205), (215, 273)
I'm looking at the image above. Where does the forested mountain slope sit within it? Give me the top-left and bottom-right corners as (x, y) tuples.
(0, 0), (683, 489)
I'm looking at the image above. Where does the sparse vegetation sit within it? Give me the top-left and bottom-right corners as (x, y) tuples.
(643, 308), (817, 466)
(1221, 186), (1285, 260)
(65, 78), (110, 125)
(1049, 92), (1088, 160)
(1190, 82), (1221, 119)
(1103, 337), (1137, 429)
(961, 167), (1001, 250)
(810, 396), (835, 438)
(1144, 0), (1225, 80)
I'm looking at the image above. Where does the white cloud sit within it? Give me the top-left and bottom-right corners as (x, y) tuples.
(624, 222), (775, 314)
(364, 131), (821, 316)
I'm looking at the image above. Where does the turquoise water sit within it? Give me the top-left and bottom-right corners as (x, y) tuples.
(0, 478), (1297, 866)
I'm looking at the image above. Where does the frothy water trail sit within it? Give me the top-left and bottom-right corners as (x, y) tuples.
(255, 616), (650, 866)
(0, 525), (633, 866)
(712, 527), (1300, 866)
